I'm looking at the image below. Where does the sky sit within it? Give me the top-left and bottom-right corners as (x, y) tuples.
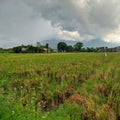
(0, 0), (120, 48)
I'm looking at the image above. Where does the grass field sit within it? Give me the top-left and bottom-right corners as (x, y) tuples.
(0, 53), (120, 120)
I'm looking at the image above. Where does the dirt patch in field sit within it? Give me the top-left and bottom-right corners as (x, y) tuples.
(35, 85), (74, 111)
(69, 94), (86, 104)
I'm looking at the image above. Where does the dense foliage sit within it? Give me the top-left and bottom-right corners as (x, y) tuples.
(57, 42), (97, 52)
(74, 42), (83, 52)
(57, 42), (68, 52)
(1, 42), (98, 53)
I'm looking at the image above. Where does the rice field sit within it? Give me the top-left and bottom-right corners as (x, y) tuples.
(0, 53), (120, 120)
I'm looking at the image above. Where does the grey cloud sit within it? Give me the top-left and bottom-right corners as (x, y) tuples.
(25, 0), (120, 38)
(0, 0), (120, 48)
(24, 0), (91, 34)
(0, 0), (59, 48)
(89, 0), (120, 35)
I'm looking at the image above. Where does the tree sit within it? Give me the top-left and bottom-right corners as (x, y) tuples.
(45, 43), (49, 53)
(27, 45), (38, 53)
(74, 42), (83, 52)
(13, 46), (21, 53)
(66, 45), (74, 52)
(86, 47), (97, 52)
(36, 42), (41, 48)
(57, 42), (67, 52)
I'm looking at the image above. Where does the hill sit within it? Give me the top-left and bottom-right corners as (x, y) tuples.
(41, 38), (118, 49)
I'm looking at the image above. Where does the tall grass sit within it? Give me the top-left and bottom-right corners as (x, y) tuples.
(0, 53), (120, 120)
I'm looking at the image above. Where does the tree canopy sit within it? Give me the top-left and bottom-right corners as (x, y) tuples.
(74, 42), (83, 52)
(57, 42), (67, 52)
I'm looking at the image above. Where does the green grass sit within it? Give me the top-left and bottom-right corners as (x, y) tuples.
(0, 53), (120, 120)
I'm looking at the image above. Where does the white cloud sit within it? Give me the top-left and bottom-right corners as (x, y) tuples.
(57, 30), (80, 41)
(104, 25), (120, 43)
(72, 0), (88, 8)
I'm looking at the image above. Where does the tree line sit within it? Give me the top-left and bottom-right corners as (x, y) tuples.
(12, 43), (51, 53)
(0, 41), (98, 53)
(57, 42), (97, 52)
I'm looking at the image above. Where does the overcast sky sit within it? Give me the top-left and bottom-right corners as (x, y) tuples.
(0, 0), (120, 48)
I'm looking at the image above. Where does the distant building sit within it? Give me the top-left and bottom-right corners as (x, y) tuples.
(97, 47), (107, 52)
(116, 46), (120, 52)
(107, 46), (120, 52)
(97, 46), (120, 52)
(41, 48), (50, 53)
(21, 47), (28, 52)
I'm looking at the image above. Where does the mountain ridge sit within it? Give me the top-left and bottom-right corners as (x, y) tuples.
(41, 39), (119, 49)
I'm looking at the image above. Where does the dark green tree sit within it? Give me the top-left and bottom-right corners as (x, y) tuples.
(12, 46), (21, 53)
(27, 45), (38, 53)
(45, 43), (49, 53)
(86, 47), (97, 52)
(66, 45), (74, 52)
(74, 42), (83, 52)
(57, 42), (67, 52)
